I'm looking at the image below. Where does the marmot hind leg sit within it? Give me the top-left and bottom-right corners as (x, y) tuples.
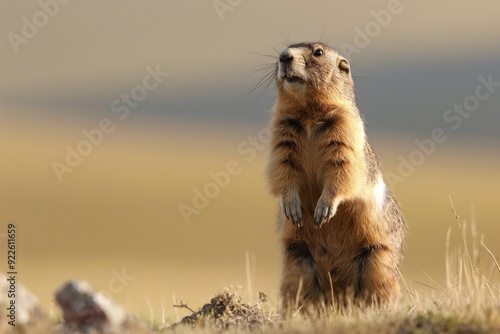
(351, 244), (401, 304)
(280, 240), (327, 315)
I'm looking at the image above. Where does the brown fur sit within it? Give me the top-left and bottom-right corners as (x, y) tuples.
(266, 42), (406, 314)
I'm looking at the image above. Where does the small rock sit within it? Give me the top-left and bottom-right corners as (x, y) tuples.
(55, 280), (126, 333)
(0, 273), (45, 326)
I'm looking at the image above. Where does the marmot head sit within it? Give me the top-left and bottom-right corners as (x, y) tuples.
(276, 42), (355, 106)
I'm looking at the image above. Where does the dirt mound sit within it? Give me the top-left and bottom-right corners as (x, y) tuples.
(176, 290), (277, 330)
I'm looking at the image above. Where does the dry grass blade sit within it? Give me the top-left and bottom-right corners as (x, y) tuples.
(445, 226), (452, 289)
(482, 241), (500, 273)
(449, 195), (479, 290)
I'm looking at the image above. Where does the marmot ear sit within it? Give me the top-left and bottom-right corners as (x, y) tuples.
(339, 59), (350, 75)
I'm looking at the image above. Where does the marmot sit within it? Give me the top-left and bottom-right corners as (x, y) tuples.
(266, 42), (406, 314)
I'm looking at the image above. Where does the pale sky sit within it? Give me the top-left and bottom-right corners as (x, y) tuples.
(2, 1), (500, 95)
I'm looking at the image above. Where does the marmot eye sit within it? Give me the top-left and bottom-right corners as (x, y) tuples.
(313, 49), (324, 57)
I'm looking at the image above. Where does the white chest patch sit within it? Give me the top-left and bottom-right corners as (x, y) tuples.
(374, 175), (387, 215)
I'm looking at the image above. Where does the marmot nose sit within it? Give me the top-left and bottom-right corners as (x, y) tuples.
(279, 52), (293, 64)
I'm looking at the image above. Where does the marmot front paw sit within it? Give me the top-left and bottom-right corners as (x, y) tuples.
(281, 191), (303, 227)
(314, 195), (339, 228)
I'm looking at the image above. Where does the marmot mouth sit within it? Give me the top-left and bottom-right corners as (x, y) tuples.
(284, 75), (305, 84)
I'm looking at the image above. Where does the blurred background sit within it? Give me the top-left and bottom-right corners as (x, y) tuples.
(1, 0), (499, 322)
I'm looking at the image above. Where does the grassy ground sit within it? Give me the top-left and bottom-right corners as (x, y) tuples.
(1, 114), (499, 333)
(3, 206), (500, 333)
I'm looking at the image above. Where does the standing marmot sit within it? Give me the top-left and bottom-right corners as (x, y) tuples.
(266, 42), (406, 314)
